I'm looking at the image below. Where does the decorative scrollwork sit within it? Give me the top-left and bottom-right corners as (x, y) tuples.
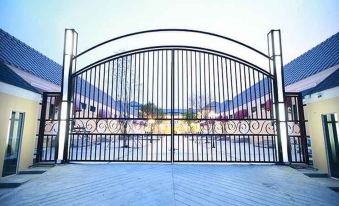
(287, 122), (301, 135)
(219, 120), (277, 135)
(44, 121), (59, 135)
(69, 118), (278, 135)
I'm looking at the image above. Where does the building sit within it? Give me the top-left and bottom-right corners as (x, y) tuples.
(284, 32), (339, 177)
(0, 28), (61, 176)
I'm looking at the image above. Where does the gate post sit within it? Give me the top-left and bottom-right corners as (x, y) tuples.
(37, 93), (48, 162)
(268, 30), (289, 163)
(57, 29), (78, 163)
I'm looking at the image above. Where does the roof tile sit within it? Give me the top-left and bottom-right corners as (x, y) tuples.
(284, 32), (339, 86)
(0, 28), (62, 85)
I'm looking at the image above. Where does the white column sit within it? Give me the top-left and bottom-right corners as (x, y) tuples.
(268, 30), (289, 163)
(57, 29), (78, 163)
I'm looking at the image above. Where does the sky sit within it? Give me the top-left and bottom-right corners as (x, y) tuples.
(0, 0), (338, 66)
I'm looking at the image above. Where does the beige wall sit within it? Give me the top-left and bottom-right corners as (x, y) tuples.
(304, 96), (339, 173)
(0, 92), (39, 176)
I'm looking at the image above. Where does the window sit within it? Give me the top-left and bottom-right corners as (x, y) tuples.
(81, 103), (87, 110)
(90, 106), (96, 112)
(251, 106), (257, 113)
(322, 113), (339, 178)
(252, 106), (257, 118)
(2, 111), (25, 177)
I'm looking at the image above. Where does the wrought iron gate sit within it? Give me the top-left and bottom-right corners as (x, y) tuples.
(35, 29), (311, 164)
(285, 92), (309, 163)
(67, 45), (279, 163)
(36, 92), (61, 162)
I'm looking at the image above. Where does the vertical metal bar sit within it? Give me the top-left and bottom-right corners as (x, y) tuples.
(171, 49), (175, 164)
(157, 51), (159, 119)
(45, 135), (49, 160)
(37, 93), (48, 162)
(262, 74), (268, 120)
(71, 78), (77, 123)
(113, 134), (116, 160)
(50, 136), (54, 161)
(234, 62), (241, 161)
(257, 72), (263, 120)
(114, 60), (119, 118)
(196, 52), (202, 161)
(106, 61), (110, 118)
(137, 53), (141, 120)
(141, 53), (145, 118)
(93, 66), (97, 119)
(190, 51), (193, 161)
(221, 58), (226, 118)
(211, 55), (216, 161)
(239, 64), (246, 161)
(109, 134), (112, 161)
(98, 65), (102, 160)
(152, 51), (155, 119)
(186, 50), (192, 161)
(204, 53), (208, 161)
(90, 134), (93, 161)
(88, 69), (93, 118)
(82, 72), (87, 119)
(297, 93), (309, 164)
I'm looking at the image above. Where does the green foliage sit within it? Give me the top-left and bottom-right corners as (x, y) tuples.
(183, 108), (196, 120)
(140, 103), (164, 118)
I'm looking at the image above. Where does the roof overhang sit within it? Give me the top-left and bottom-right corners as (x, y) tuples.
(285, 64), (339, 93)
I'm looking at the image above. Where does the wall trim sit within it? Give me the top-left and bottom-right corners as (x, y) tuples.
(7, 64), (61, 92)
(0, 82), (41, 101)
(303, 86), (339, 104)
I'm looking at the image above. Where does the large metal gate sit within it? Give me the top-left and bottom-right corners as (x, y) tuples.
(35, 29), (309, 164)
(67, 45), (279, 162)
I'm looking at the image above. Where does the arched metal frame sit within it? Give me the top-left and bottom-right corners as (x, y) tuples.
(57, 29), (288, 163)
(75, 29), (270, 59)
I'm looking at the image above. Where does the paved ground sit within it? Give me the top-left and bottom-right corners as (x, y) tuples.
(0, 164), (338, 206)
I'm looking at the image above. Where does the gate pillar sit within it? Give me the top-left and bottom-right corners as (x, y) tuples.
(57, 29), (78, 163)
(268, 30), (289, 163)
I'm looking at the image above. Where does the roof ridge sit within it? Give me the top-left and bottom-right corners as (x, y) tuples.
(0, 28), (61, 67)
(284, 31), (339, 68)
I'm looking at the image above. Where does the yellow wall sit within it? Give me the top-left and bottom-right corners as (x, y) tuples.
(304, 96), (339, 173)
(0, 93), (39, 176)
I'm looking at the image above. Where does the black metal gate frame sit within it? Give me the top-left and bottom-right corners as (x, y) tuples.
(52, 29), (303, 163)
(285, 92), (309, 164)
(36, 92), (62, 162)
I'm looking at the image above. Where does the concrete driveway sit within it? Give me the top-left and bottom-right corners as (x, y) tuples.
(0, 164), (338, 206)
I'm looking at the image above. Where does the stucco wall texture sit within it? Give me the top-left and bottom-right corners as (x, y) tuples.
(305, 96), (339, 174)
(0, 93), (39, 176)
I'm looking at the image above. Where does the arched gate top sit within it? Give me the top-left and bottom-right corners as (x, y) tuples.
(75, 28), (270, 59)
(73, 45), (273, 78)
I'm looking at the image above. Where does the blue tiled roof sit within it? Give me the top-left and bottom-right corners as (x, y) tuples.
(216, 32), (339, 113)
(0, 29), (62, 85)
(302, 68), (339, 95)
(216, 78), (271, 113)
(0, 61), (39, 93)
(284, 32), (339, 86)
